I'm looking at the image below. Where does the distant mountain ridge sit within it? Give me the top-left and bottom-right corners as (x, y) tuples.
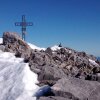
(97, 57), (100, 61)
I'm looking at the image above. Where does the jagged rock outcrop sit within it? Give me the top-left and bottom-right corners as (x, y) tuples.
(3, 32), (32, 58)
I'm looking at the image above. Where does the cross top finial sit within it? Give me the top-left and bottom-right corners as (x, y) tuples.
(15, 15), (33, 41)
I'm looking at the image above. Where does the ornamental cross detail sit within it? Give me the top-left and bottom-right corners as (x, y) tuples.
(15, 15), (33, 41)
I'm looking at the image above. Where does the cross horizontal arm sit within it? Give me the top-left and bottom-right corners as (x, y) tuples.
(26, 22), (33, 26)
(15, 22), (21, 26)
(15, 22), (33, 26)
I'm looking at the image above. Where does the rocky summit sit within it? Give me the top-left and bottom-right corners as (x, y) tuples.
(0, 32), (100, 100)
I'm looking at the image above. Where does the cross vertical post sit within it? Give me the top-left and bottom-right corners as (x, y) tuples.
(15, 15), (33, 41)
(22, 15), (26, 41)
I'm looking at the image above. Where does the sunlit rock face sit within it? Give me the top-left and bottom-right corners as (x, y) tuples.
(51, 77), (100, 100)
(3, 32), (31, 58)
(0, 50), (39, 100)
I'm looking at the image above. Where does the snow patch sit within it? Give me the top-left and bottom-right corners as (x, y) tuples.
(0, 38), (3, 44)
(51, 45), (61, 51)
(16, 63), (39, 100)
(89, 59), (99, 66)
(23, 63), (39, 96)
(28, 43), (45, 50)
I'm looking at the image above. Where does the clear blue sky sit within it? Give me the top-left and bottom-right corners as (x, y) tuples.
(0, 0), (100, 56)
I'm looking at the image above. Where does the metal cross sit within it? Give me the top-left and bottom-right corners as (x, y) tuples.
(15, 15), (33, 41)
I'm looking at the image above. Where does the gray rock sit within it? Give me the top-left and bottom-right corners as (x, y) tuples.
(52, 77), (100, 100)
(30, 64), (41, 74)
(39, 96), (70, 100)
(0, 45), (5, 52)
(38, 65), (67, 85)
(3, 32), (31, 58)
(96, 60), (100, 66)
(45, 47), (53, 56)
(97, 73), (100, 82)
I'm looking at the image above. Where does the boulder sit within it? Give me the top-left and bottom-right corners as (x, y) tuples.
(3, 32), (31, 58)
(38, 64), (67, 86)
(34, 85), (54, 98)
(45, 47), (53, 56)
(0, 45), (5, 52)
(51, 77), (100, 100)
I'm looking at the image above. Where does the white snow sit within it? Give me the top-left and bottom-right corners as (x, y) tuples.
(89, 59), (99, 66)
(28, 43), (45, 51)
(0, 50), (39, 100)
(0, 38), (3, 44)
(22, 64), (39, 96)
(51, 45), (61, 51)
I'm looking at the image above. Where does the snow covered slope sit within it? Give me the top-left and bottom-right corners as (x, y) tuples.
(28, 43), (62, 51)
(28, 43), (45, 50)
(0, 50), (39, 100)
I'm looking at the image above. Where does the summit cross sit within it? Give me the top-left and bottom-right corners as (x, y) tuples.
(15, 15), (33, 41)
